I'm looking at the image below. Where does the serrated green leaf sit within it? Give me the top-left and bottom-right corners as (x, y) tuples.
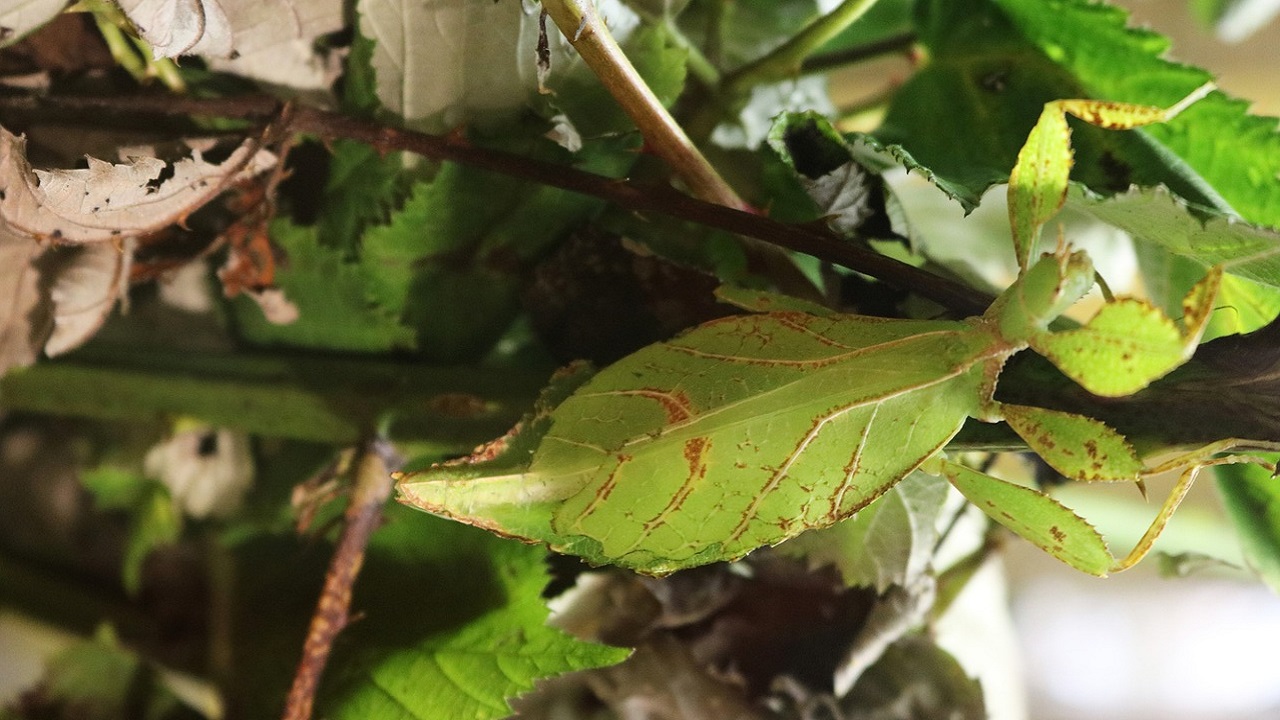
(232, 220), (417, 353)
(876, 0), (1278, 218)
(1072, 185), (1280, 288)
(933, 458), (1112, 575)
(991, 0), (1280, 228)
(321, 508), (628, 720)
(358, 133), (613, 361)
(1216, 458), (1280, 593)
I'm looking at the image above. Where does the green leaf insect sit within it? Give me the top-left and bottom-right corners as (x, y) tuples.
(397, 243), (1240, 576)
(1008, 82), (1216, 271)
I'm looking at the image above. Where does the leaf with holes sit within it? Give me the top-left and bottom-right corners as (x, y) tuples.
(0, 127), (276, 244)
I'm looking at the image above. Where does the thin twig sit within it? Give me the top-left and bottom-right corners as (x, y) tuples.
(799, 31), (918, 76)
(723, 0), (883, 95)
(282, 439), (398, 720)
(1, 92), (993, 315)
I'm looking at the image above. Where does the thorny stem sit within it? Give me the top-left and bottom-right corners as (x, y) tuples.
(540, 0), (745, 210)
(723, 0), (883, 96)
(283, 440), (398, 720)
(0, 92), (991, 314)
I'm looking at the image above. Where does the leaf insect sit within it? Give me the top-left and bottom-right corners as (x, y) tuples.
(398, 83), (1274, 576)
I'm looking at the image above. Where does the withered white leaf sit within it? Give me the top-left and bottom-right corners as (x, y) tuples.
(0, 229), (48, 373)
(116, 0), (344, 94)
(0, 126), (276, 244)
(0, 232), (134, 376)
(44, 240), (134, 357)
(116, 0), (233, 57)
(0, 0), (67, 49)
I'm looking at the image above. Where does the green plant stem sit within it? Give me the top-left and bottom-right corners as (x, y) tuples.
(541, 0), (745, 210)
(0, 345), (546, 448)
(723, 0), (883, 96)
(799, 31), (917, 76)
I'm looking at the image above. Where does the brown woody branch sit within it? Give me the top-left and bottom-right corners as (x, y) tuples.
(282, 439), (398, 720)
(0, 92), (994, 316)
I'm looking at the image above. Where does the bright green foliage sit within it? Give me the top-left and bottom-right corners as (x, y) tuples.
(876, 0), (1280, 222)
(992, 0), (1280, 228)
(930, 459), (1112, 575)
(320, 508), (629, 720)
(232, 220), (417, 353)
(1216, 459), (1280, 594)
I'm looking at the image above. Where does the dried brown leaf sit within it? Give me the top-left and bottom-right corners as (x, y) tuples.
(0, 127), (276, 244)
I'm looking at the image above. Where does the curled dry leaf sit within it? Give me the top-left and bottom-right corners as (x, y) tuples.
(43, 239), (134, 356)
(0, 128), (275, 374)
(0, 126), (276, 244)
(117, 0), (345, 93)
(0, 230), (46, 372)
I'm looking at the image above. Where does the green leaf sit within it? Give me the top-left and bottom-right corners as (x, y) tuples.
(1072, 185), (1280, 289)
(780, 471), (950, 590)
(991, 0), (1280, 228)
(321, 508), (628, 720)
(1215, 459), (1280, 593)
(358, 134), (611, 361)
(875, 0), (1278, 217)
(932, 458), (1112, 576)
(232, 219), (417, 353)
